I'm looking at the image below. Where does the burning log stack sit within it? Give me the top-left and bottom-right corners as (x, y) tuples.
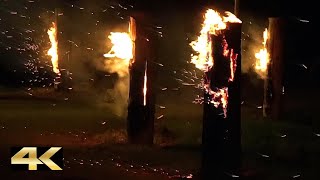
(190, 9), (242, 179)
(127, 16), (156, 144)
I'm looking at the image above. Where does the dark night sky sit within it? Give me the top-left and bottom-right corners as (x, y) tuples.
(0, 0), (319, 88)
(131, 0), (317, 18)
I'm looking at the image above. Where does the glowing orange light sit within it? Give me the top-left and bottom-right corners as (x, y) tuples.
(255, 28), (269, 77)
(143, 62), (147, 106)
(47, 22), (59, 74)
(190, 9), (241, 72)
(103, 24), (133, 78)
(190, 9), (241, 118)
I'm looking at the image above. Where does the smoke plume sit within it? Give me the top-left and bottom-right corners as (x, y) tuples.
(241, 15), (267, 76)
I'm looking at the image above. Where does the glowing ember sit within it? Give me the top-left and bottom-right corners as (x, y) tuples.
(103, 25), (133, 78)
(255, 28), (269, 76)
(222, 39), (238, 82)
(143, 62), (147, 106)
(190, 9), (241, 118)
(229, 49), (238, 82)
(205, 85), (228, 109)
(47, 22), (59, 74)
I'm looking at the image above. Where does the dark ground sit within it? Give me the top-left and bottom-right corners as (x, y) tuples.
(1, 83), (320, 180)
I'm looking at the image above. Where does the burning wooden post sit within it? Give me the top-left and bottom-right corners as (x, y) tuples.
(47, 7), (72, 92)
(268, 18), (286, 121)
(202, 23), (242, 179)
(127, 16), (156, 144)
(255, 28), (270, 117)
(54, 8), (61, 90)
(190, 9), (242, 179)
(224, 22), (242, 171)
(47, 8), (61, 90)
(102, 16), (155, 144)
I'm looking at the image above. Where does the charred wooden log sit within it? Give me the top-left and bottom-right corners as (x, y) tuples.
(54, 8), (62, 91)
(201, 23), (242, 179)
(268, 18), (286, 121)
(127, 16), (156, 144)
(225, 23), (242, 171)
(53, 8), (72, 92)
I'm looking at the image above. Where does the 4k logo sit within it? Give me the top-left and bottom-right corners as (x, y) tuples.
(11, 147), (63, 170)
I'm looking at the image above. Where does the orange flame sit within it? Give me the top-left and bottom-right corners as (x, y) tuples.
(103, 24), (133, 78)
(222, 39), (238, 82)
(104, 32), (133, 60)
(47, 22), (59, 74)
(143, 62), (147, 106)
(190, 9), (241, 118)
(229, 49), (238, 82)
(205, 85), (228, 108)
(255, 28), (269, 77)
(190, 9), (241, 71)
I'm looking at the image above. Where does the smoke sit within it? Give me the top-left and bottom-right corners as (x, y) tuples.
(241, 15), (267, 76)
(97, 24), (131, 118)
(102, 56), (130, 117)
(108, 76), (129, 117)
(103, 58), (129, 78)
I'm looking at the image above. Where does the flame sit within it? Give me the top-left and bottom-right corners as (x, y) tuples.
(222, 39), (238, 82)
(104, 32), (133, 60)
(255, 28), (269, 75)
(190, 9), (241, 71)
(190, 9), (241, 118)
(103, 25), (133, 78)
(205, 85), (228, 108)
(229, 49), (238, 82)
(47, 22), (59, 74)
(143, 62), (147, 106)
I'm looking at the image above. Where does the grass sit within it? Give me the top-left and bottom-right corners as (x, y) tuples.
(241, 106), (320, 180)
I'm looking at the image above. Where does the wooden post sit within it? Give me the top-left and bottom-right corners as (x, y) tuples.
(127, 16), (155, 144)
(54, 6), (72, 92)
(225, 23), (242, 172)
(262, 60), (272, 118)
(54, 8), (61, 91)
(55, 8), (59, 32)
(201, 23), (242, 179)
(262, 77), (268, 117)
(65, 4), (73, 92)
(234, 0), (239, 17)
(268, 18), (286, 121)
